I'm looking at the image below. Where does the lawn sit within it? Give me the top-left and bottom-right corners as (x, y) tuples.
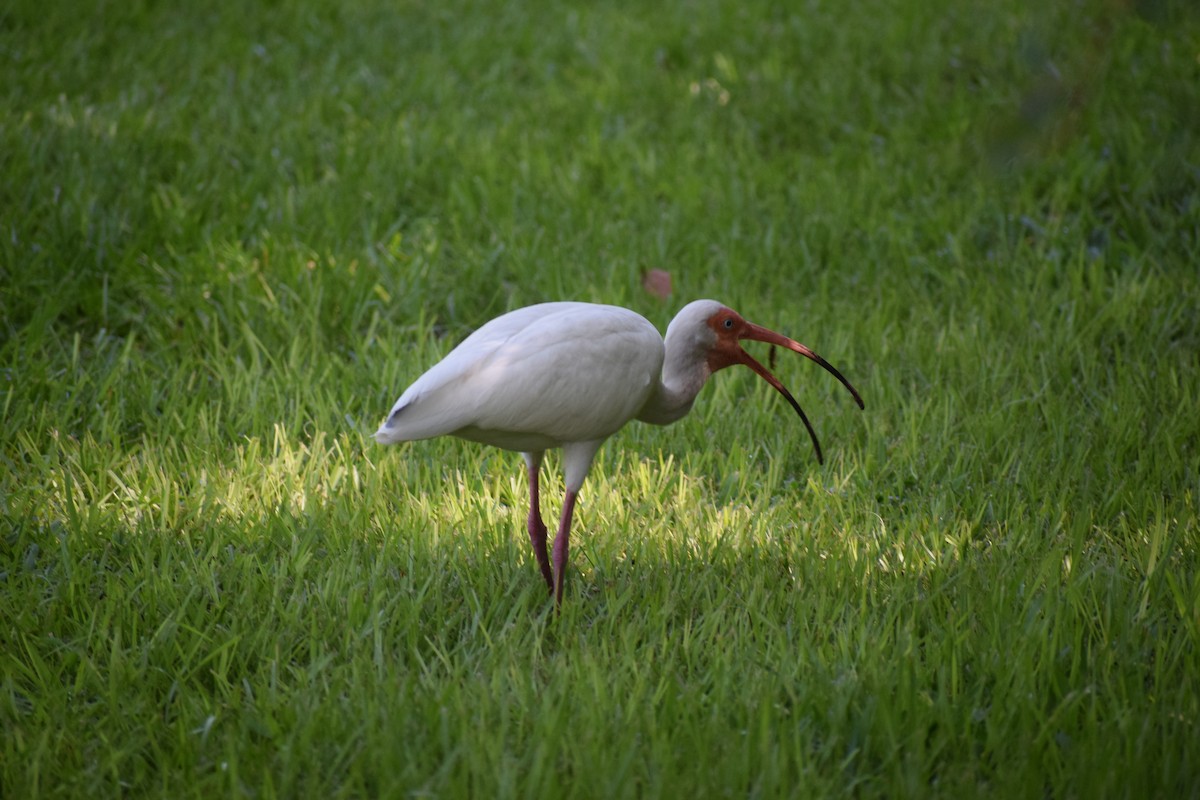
(2, 0), (1199, 796)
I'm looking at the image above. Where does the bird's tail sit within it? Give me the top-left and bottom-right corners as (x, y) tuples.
(373, 427), (399, 445)
(373, 404), (407, 445)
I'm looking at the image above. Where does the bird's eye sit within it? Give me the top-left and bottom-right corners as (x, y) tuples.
(723, 318), (734, 329)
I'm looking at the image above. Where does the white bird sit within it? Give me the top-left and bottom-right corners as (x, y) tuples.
(375, 300), (863, 606)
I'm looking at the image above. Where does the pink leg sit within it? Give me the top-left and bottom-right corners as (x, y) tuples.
(552, 489), (579, 607)
(524, 455), (553, 591)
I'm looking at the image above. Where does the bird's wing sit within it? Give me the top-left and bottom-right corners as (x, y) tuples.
(376, 303), (665, 449)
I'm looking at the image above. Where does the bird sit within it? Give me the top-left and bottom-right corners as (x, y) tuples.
(375, 299), (864, 606)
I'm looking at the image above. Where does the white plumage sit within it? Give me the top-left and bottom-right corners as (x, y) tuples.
(376, 299), (863, 606)
(378, 303), (662, 453)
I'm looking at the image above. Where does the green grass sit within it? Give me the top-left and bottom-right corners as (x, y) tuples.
(3, 0), (1199, 796)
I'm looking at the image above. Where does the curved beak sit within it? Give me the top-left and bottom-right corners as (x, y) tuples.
(731, 322), (865, 465)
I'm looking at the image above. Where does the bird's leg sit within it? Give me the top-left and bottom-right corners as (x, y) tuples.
(522, 452), (553, 592)
(552, 489), (578, 607)
(551, 440), (602, 608)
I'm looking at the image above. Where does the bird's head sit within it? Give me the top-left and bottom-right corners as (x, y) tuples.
(675, 300), (865, 464)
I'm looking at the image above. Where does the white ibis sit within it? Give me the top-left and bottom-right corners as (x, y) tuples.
(375, 300), (864, 605)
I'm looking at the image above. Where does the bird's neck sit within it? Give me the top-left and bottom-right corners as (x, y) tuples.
(636, 352), (711, 426)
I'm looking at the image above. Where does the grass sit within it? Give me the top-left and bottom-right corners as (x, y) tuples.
(2, 0), (1199, 796)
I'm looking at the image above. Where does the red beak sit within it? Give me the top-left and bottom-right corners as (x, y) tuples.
(713, 321), (864, 465)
